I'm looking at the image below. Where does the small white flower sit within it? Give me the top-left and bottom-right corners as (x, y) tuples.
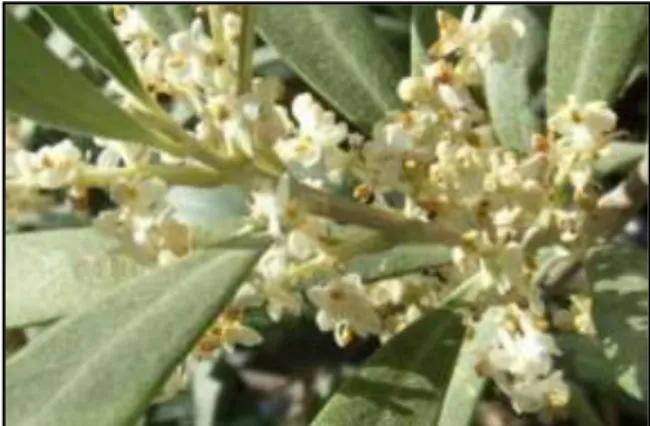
(275, 93), (348, 167)
(14, 139), (82, 188)
(249, 175), (296, 238)
(253, 245), (303, 321)
(429, 6), (525, 67)
(487, 307), (561, 380)
(307, 274), (382, 338)
(548, 96), (617, 151)
(215, 322), (263, 354)
(109, 178), (168, 214)
(367, 278), (406, 308)
(509, 371), (570, 414)
(222, 12), (242, 42)
(397, 77), (433, 104)
(114, 6), (152, 43)
(94, 137), (149, 167)
(286, 229), (318, 261)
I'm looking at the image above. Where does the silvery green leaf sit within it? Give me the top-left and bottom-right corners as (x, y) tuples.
(547, 5), (649, 111)
(167, 186), (249, 227)
(6, 247), (265, 426)
(557, 243), (648, 412)
(586, 244), (648, 403)
(484, 6), (547, 151)
(5, 13), (158, 142)
(6, 228), (148, 328)
(258, 5), (405, 133)
(436, 308), (500, 426)
(38, 5), (147, 99)
(310, 309), (465, 425)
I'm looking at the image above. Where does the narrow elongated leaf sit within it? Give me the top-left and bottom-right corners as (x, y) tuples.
(410, 5), (437, 75)
(258, 5), (406, 133)
(557, 243), (648, 411)
(135, 5), (195, 40)
(382, 5), (411, 20)
(5, 13), (157, 142)
(310, 309), (464, 426)
(586, 244), (648, 403)
(6, 247), (264, 426)
(6, 228), (148, 328)
(437, 309), (500, 426)
(594, 141), (647, 176)
(38, 5), (146, 99)
(484, 6), (546, 151)
(547, 5), (649, 111)
(348, 244), (450, 281)
(568, 382), (606, 426)
(167, 185), (249, 226)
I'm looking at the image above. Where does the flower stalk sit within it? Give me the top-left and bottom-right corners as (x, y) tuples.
(236, 5), (257, 95)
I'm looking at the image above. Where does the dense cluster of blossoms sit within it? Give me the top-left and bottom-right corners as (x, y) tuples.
(4, 5), (623, 417)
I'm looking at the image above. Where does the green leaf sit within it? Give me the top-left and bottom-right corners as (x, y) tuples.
(348, 244), (450, 281)
(586, 244), (648, 403)
(484, 6), (546, 151)
(310, 309), (465, 426)
(381, 5), (411, 20)
(436, 308), (500, 426)
(547, 5), (649, 111)
(410, 5), (436, 75)
(6, 228), (149, 328)
(594, 141), (647, 176)
(37, 5), (146, 99)
(6, 247), (264, 426)
(557, 243), (648, 410)
(258, 5), (406, 133)
(568, 382), (606, 426)
(5, 13), (159, 142)
(167, 185), (249, 226)
(135, 5), (195, 40)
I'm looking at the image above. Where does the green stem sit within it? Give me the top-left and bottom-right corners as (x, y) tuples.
(130, 105), (227, 171)
(290, 178), (461, 245)
(439, 273), (483, 308)
(208, 5), (226, 53)
(77, 165), (224, 188)
(237, 5), (257, 95)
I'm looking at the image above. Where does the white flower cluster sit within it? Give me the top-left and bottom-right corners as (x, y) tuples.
(5, 124), (60, 226)
(478, 305), (569, 415)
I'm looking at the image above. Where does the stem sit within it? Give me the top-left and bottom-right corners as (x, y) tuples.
(438, 273), (483, 308)
(323, 229), (392, 261)
(208, 5), (226, 53)
(130, 105), (228, 171)
(237, 5), (257, 95)
(290, 178), (461, 245)
(77, 165), (224, 188)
